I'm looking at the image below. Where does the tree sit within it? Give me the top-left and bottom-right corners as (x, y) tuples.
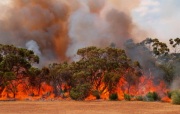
(169, 38), (180, 53)
(0, 44), (39, 98)
(144, 38), (170, 57)
(28, 67), (50, 96)
(27, 67), (41, 96)
(141, 38), (179, 85)
(122, 67), (142, 94)
(71, 46), (141, 99)
(158, 63), (174, 84)
(48, 62), (72, 97)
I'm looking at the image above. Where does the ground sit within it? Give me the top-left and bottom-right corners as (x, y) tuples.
(0, 101), (179, 114)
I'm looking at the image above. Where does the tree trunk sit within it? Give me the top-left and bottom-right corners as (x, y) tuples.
(38, 85), (41, 96)
(0, 86), (5, 95)
(52, 82), (59, 97)
(127, 84), (131, 94)
(13, 92), (16, 98)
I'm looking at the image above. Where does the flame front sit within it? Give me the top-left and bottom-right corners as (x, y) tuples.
(0, 73), (171, 102)
(86, 75), (170, 102)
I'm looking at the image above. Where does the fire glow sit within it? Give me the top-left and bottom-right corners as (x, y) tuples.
(86, 75), (170, 102)
(0, 75), (170, 102)
(0, 0), (176, 103)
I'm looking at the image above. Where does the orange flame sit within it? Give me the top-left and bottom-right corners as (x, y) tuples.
(0, 74), (170, 102)
(0, 81), (54, 101)
(87, 75), (170, 101)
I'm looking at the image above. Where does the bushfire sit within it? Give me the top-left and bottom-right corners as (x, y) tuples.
(0, 75), (170, 102)
(86, 75), (170, 102)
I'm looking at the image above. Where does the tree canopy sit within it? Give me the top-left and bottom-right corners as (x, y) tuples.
(0, 44), (39, 98)
(0, 37), (179, 100)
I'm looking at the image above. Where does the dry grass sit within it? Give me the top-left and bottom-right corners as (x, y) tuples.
(0, 100), (179, 114)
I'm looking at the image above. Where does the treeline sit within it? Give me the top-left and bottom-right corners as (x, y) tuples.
(0, 38), (179, 100)
(139, 38), (180, 84)
(0, 45), (141, 100)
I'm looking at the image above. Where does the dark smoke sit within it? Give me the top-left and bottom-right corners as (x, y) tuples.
(124, 39), (165, 82)
(0, 0), (144, 64)
(0, 0), (71, 65)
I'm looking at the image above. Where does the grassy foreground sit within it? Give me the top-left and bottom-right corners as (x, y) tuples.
(0, 101), (179, 114)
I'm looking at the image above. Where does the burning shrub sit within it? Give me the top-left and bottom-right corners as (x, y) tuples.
(70, 84), (91, 100)
(124, 94), (131, 101)
(145, 92), (160, 101)
(171, 90), (180, 105)
(92, 90), (101, 99)
(109, 93), (118, 101)
(135, 96), (143, 101)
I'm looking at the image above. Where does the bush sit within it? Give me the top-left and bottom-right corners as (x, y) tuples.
(171, 90), (180, 105)
(145, 92), (160, 101)
(167, 91), (172, 98)
(124, 94), (131, 101)
(70, 83), (91, 100)
(92, 90), (101, 99)
(109, 93), (118, 101)
(135, 96), (143, 101)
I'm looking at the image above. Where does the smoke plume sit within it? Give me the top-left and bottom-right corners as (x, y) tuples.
(0, 0), (144, 63)
(1, 0), (179, 89)
(26, 40), (42, 56)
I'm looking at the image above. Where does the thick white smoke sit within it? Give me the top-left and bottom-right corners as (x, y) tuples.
(0, 0), (143, 62)
(171, 77), (180, 90)
(67, 0), (142, 59)
(26, 40), (42, 57)
(67, 5), (108, 58)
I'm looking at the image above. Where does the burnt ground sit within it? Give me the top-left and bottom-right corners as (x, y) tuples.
(0, 101), (179, 114)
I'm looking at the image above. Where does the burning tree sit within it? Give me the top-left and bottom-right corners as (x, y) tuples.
(0, 42), (176, 102)
(125, 38), (179, 86)
(28, 67), (50, 96)
(48, 62), (72, 97)
(146, 38), (180, 85)
(69, 46), (141, 100)
(0, 44), (39, 99)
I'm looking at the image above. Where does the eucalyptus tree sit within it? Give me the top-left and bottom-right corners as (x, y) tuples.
(48, 62), (72, 97)
(140, 38), (180, 85)
(169, 38), (180, 53)
(0, 44), (39, 98)
(70, 46), (141, 99)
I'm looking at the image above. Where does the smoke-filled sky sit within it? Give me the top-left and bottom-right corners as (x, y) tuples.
(0, 0), (179, 64)
(132, 0), (180, 43)
(1, 0), (179, 42)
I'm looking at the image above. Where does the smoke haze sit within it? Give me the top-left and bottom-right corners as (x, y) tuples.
(0, 0), (179, 90)
(0, 0), (145, 63)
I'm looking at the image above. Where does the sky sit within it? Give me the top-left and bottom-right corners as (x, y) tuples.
(0, 0), (179, 43)
(132, 0), (180, 43)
